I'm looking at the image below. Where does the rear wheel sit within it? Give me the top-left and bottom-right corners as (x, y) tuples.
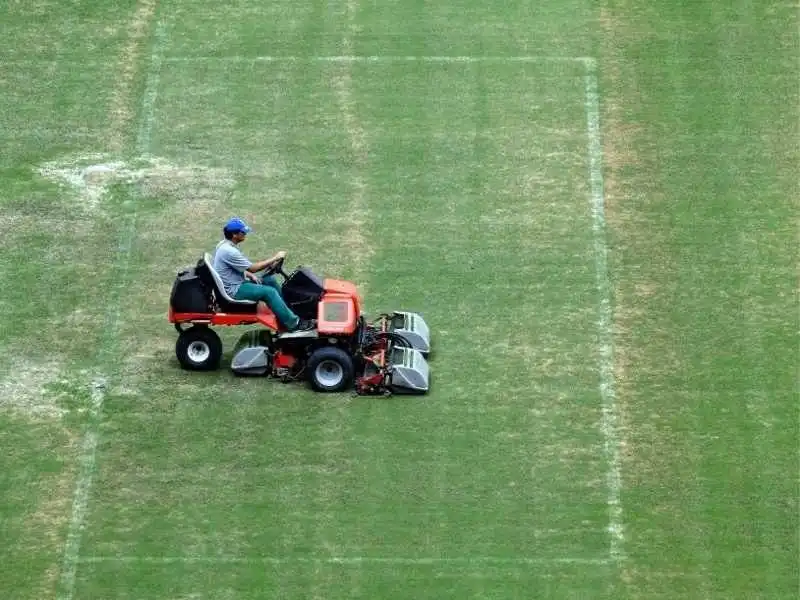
(307, 346), (354, 393)
(176, 326), (222, 371)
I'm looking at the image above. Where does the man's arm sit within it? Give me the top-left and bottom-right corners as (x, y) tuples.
(246, 250), (286, 273)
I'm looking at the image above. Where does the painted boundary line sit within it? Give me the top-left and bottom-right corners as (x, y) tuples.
(582, 58), (625, 563)
(168, 52), (624, 565)
(2, 55), (592, 66)
(56, 20), (168, 600)
(136, 21), (166, 156)
(161, 55), (593, 63)
(76, 556), (611, 566)
(56, 380), (106, 599)
(52, 52), (623, 577)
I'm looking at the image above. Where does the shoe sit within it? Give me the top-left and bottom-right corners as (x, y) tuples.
(292, 319), (316, 332)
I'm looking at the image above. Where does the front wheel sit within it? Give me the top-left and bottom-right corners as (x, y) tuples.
(307, 347), (354, 393)
(176, 326), (222, 371)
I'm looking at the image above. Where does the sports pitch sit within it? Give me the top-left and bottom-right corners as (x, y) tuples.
(0, 1), (797, 598)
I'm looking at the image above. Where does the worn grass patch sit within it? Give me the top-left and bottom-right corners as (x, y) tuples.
(2, 1), (797, 599)
(0, 414), (78, 598)
(599, 2), (799, 598)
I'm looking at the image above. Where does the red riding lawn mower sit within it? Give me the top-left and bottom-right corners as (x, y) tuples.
(168, 254), (431, 395)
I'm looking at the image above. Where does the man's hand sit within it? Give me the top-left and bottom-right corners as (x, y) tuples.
(247, 251), (288, 274)
(265, 251), (286, 267)
(244, 271), (260, 283)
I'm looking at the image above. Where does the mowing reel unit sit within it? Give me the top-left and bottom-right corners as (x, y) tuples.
(353, 312), (431, 395)
(227, 312), (431, 395)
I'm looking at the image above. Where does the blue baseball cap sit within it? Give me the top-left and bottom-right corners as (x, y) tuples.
(223, 217), (251, 234)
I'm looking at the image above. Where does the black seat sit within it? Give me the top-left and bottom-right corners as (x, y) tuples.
(196, 253), (258, 314)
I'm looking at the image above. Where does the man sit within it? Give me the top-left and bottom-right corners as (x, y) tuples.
(213, 217), (314, 332)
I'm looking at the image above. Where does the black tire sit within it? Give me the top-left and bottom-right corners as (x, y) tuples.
(307, 346), (354, 393)
(176, 326), (222, 371)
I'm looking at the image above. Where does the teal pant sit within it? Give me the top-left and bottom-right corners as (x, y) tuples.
(235, 275), (299, 329)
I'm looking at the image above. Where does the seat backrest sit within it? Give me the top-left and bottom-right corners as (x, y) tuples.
(201, 252), (257, 305)
(203, 252), (235, 302)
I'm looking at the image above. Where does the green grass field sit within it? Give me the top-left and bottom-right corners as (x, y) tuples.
(1, 1), (797, 598)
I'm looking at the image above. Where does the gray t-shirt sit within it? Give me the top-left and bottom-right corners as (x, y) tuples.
(213, 240), (252, 297)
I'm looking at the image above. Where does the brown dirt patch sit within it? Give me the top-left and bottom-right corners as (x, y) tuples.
(330, 0), (372, 294)
(599, 6), (650, 443)
(36, 155), (235, 243)
(598, 6), (723, 598)
(107, 0), (159, 153)
(599, 5), (659, 592)
(0, 359), (67, 420)
(20, 437), (79, 597)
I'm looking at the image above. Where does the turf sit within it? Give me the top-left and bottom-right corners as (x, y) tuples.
(0, 1), (796, 599)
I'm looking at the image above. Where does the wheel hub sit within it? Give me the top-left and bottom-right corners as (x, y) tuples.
(187, 341), (211, 363)
(315, 360), (344, 387)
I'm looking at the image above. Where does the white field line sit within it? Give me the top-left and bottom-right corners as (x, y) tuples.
(56, 379), (105, 596)
(3, 55), (591, 67)
(136, 21), (166, 155)
(2, 58), (109, 66)
(583, 58), (626, 563)
(162, 55), (592, 64)
(51, 52), (615, 580)
(56, 20), (167, 600)
(76, 555), (611, 566)
(4, 56), (592, 66)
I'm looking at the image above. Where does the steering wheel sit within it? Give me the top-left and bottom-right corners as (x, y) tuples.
(264, 256), (286, 277)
